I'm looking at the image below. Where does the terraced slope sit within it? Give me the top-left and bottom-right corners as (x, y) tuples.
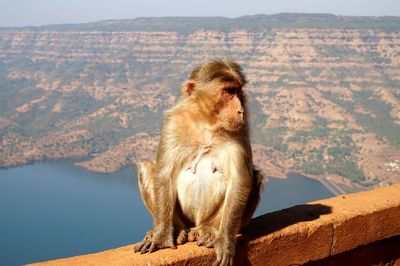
(1, 14), (400, 190)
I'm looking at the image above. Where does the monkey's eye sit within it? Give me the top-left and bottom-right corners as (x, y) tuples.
(224, 88), (236, 95)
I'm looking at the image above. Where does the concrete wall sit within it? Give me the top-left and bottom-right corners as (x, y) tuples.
(31, 183), (400, 266)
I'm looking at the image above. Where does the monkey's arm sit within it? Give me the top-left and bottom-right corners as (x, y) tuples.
(207, 154), (252, 266)
(135, 122), (183, 253)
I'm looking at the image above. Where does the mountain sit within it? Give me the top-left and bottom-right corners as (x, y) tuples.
(1, 14), (400, 191)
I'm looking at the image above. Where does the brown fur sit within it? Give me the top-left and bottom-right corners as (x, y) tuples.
(134, 59), (262, 266)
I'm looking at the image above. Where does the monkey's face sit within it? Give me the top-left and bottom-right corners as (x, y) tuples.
(215, 82), (245, 132)
(184, 78), (246, 132)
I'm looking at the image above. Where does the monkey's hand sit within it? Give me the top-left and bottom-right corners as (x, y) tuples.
(206, 236), (235, 266)
(134, 230), (176, 254)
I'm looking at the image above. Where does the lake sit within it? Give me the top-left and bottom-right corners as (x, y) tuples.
(0, 161), (333, 265)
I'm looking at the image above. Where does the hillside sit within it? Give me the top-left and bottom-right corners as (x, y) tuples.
(1, 14), (400, 190)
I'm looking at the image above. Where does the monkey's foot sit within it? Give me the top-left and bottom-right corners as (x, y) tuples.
(188, 226), (218, 247)
(176, 229), (188, 245)
(144, 229), (154, 240)
(206, 236), (235, 266)
(134, 232), (176, 254)
(134, 229), (155, 253)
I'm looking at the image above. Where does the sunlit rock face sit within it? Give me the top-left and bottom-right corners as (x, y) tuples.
(0, 14), (400, 188)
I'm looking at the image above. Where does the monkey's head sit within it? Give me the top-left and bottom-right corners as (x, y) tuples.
(183, 59), (247, 132)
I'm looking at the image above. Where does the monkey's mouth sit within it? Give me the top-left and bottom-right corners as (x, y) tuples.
(225, 121), (244, 131)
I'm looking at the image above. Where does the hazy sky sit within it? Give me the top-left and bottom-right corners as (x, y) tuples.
(1, 0), (400, 27)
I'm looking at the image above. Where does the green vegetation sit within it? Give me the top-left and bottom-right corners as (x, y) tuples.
(0, 81), (39, 116)
(299, 141), (365, 184)
(327, 160), (365, 184)
(353, 91), (400, 148)
(1, 14), (399, 187)
(317, 45), (359, 58)
(303, 161), (324, 175)
(257, 126), (288, 152)
(324, 90), (400, 149)
(248, 95), (268, 127)
(285, 113), (366, 183)
(287, 119), (330, 143)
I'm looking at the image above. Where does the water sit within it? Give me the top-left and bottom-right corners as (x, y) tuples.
(254, 173), (335, 217)
(0, 161), (333, 265)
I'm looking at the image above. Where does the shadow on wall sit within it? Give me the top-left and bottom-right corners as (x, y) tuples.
(243, 203), (332, 240)
(236, 203), (332, 264)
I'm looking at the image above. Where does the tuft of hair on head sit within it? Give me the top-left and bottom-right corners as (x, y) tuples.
(189, 58), (247, 87)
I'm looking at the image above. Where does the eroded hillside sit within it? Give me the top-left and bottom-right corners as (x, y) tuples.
(1, 14), (399, 190)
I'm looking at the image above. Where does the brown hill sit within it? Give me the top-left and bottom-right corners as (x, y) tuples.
(1, 14), (399, 190)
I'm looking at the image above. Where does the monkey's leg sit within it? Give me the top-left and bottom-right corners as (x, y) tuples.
(134, 160), (157, 253)
(136, 160), (157, 217)
(135, 160), (188, 253)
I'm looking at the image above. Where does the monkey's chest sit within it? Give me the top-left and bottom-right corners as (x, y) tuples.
(176, 157), (226, 226)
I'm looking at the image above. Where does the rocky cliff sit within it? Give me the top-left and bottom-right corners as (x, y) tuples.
(1, 14), (400, 190)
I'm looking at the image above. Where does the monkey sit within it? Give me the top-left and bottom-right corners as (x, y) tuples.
(134, 59), (263, 266)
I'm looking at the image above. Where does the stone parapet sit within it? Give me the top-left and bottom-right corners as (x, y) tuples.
(31, 183), (400, 266)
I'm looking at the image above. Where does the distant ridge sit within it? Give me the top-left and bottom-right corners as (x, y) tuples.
(2, 13), (400, 33)
(1, 11), (400, 188)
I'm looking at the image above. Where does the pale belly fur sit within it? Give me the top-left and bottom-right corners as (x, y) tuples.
(176, 156), (226, 226)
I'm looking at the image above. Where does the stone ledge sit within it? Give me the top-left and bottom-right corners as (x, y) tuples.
(305, 236), (400, 266)
(31, 183), (400, 266)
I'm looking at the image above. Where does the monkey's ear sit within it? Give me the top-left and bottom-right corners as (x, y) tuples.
(183, 80), (196, 96)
